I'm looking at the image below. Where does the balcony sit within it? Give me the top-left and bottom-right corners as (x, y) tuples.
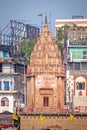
(69, 70), (87, 76)
(0, 90), (18, 94)
(69, 39), (87, 46)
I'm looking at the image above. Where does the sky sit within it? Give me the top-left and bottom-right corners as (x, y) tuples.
(0, 0), (87, 36)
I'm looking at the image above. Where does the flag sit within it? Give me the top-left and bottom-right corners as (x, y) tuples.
(38, 13), (42, 16)
(12, 114), (19, 120)
(70, 114), (74, 120)
(40, 115), (45, 121)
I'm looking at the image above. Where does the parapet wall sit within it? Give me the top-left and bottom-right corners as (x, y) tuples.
(20, 113), (87, 130)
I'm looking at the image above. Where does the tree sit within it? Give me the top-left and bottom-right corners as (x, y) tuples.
(56, 24), (85, 52)
(56, 27), (64, 52)
(19, 39), (36, 64)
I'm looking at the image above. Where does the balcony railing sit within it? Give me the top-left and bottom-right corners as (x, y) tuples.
(69, 70), (87, 76)
(69, 39), (87, 46)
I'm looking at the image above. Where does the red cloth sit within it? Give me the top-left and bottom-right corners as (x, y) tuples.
(2, 124), (13, 128)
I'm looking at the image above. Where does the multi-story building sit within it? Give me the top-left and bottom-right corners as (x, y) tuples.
(65, 30), (87, 111)
(0, 48), (25, 113)
(55, 18), (87, 29)
(55, 18), (87, 112)
(0, 20), (40, 113)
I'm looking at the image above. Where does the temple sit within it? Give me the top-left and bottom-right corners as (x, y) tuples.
(26, 16), (65, 112)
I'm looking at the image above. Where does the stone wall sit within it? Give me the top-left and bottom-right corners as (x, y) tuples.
(20, 114), (87, 130)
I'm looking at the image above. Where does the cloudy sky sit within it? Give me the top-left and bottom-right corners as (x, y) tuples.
(0, 0), (87, 36)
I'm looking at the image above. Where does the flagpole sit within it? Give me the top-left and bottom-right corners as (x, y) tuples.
(50, 13), (51, 31)
(37, 13), (43, 32)
(41, 14), (43, 31)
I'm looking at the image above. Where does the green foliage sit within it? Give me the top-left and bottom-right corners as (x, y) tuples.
(56, 27), (64, 42)
(19, 40), (36, 64)
(56, 24), (85, 52)
(62, 24), (71, 30)
(56, 27), (64, 52)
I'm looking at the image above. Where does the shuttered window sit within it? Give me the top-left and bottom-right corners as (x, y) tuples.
(4, 81), (9, 90)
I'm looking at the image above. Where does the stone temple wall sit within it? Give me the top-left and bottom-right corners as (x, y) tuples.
(20, 114), (87, 130)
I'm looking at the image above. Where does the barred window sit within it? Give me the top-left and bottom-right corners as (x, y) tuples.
(83, 51), (87, 59)
(75, 63), (80, 70)
(76, 82), (85, 90)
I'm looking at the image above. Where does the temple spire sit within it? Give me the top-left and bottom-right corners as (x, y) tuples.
(45, 15), (47, 24)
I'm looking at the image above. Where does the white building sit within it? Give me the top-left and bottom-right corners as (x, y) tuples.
(0, 49), (25, 113)
(55, 18), (87, 28)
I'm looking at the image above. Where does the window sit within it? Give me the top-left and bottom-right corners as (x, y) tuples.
(4, 81), (9, 90)
(1, 97), (9, 106)
(68, 63), (81, 70)
(0, 81), (2, 90)
(76, 82), (85, 90)
(75, 63), (80, 70)
(81, 63), (87, 70)
(3, 51), (8, 58)
(43, 97), (49, 107)
(0, 63), (2, 72)
(15, 64), (24, 74)
(68, 63), (73, 70)
(83, 51), (87, 59)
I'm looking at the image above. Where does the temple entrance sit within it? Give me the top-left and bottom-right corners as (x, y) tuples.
(43, 97), (49, 107)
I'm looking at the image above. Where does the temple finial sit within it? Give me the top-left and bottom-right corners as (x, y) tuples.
(45, 15), (47, 24)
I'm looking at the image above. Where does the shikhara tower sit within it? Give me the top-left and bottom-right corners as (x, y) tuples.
(27, 17), (65, 112)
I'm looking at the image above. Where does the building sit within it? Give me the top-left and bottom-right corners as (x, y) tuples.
(0, 48), (25, 113)
(0, 20), (40, 113)
(65, 30), (87, 112)
(55, 18), (87, 29)
(55, 18), (87, 112)
(26, 17), (65, 112)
